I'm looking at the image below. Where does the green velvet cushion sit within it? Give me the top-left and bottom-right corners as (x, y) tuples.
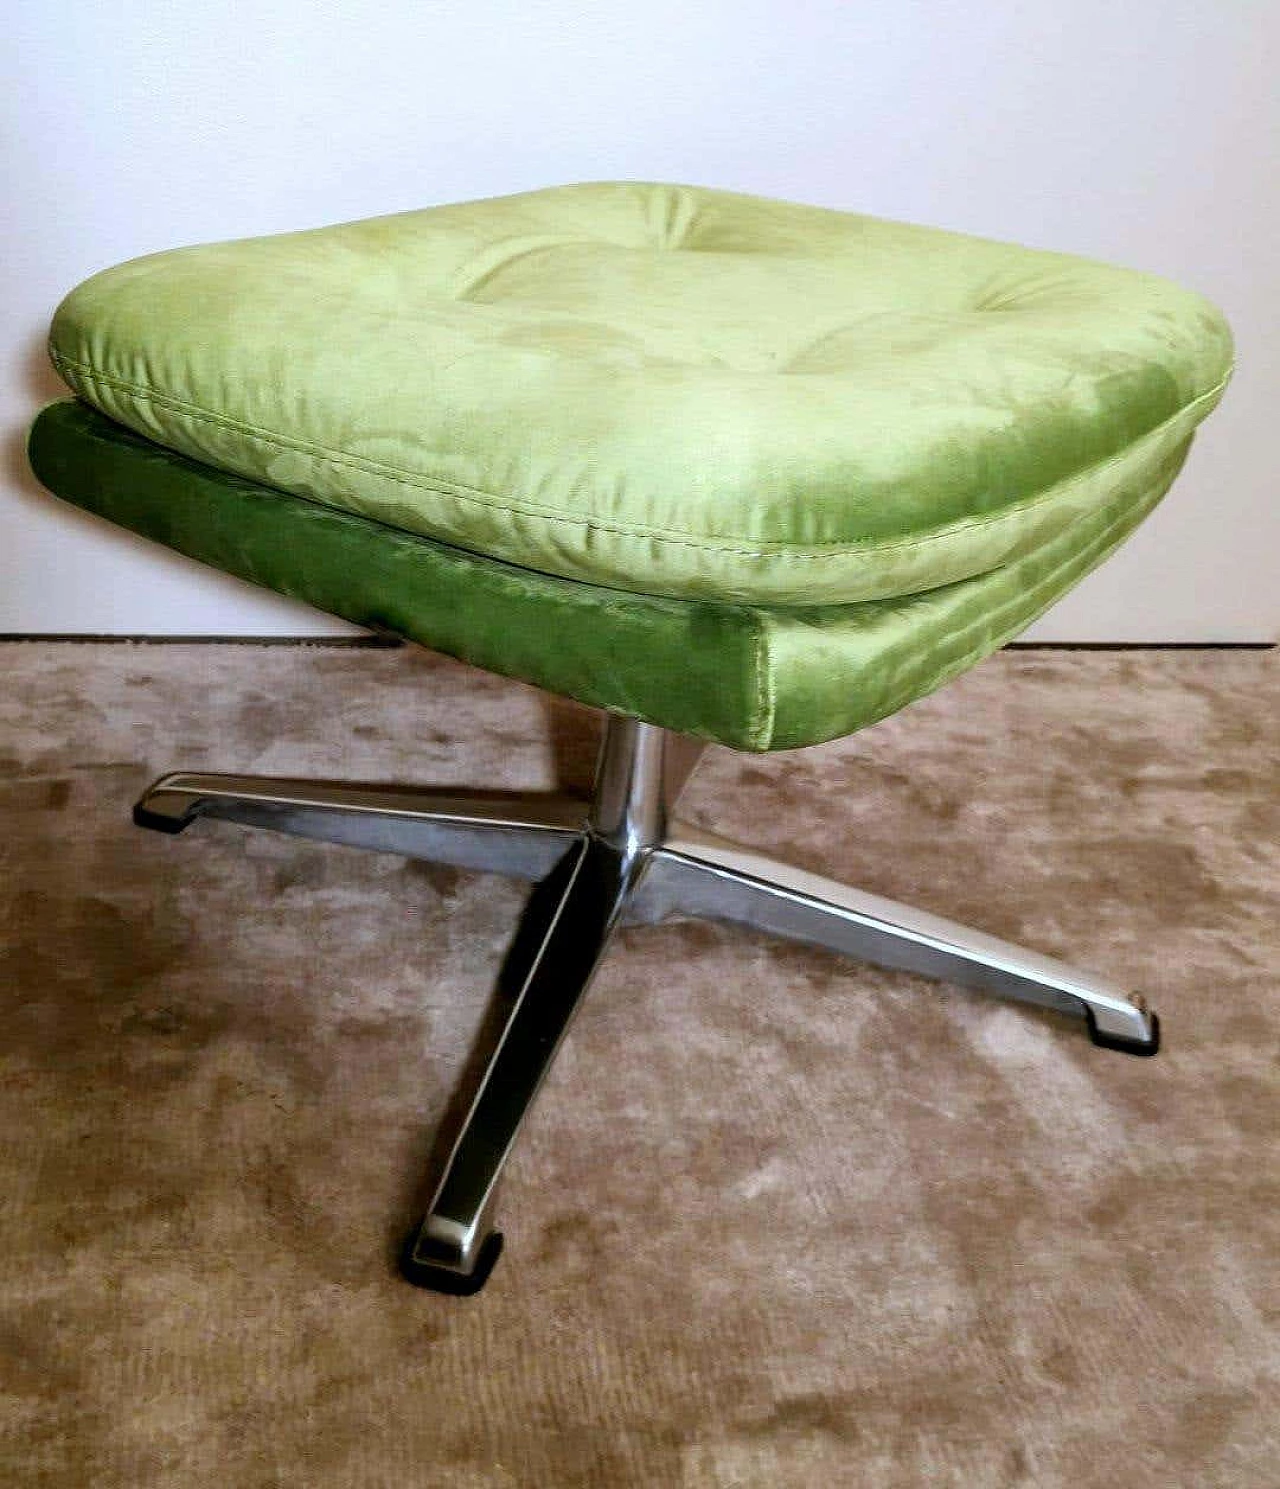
(29, 400), (1192, 752)
(48, 182), (1232, 608)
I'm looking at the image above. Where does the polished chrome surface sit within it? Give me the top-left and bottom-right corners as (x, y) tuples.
(136, 772), (585, 879)
(631, 825), (1157, 1047)
(136, 713), (1157, 1288)
(407, 717), (673, 1282)
(588, 717), (670, 860)
(406, 833), (640, 1281)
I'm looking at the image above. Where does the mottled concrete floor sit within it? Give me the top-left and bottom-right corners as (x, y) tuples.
(1, 642), (1277, 1487)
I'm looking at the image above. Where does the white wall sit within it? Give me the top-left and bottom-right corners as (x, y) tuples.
(5, 0), (1276, 640)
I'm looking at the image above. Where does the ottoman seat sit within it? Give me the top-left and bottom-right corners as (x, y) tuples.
(46, 182), (1231, 609)
(26, 183), (1233, 1294)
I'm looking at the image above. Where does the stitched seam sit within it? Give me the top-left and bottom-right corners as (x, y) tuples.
(51, 349), (1232, 565)
(54, 349), (1228, 557)
(771, 443), (1188, 748)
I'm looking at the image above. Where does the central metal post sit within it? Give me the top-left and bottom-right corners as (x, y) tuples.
(589, 717), (670, 861)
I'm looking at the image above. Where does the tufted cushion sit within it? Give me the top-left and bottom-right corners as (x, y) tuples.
(48, 182), (1231, 607)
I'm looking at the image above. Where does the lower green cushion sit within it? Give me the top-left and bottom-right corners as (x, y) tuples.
(29, 400), (1190, 752)
(47, 182), (1232, 608)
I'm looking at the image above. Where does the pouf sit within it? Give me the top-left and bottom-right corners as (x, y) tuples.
(27, 182), (1233, 1291)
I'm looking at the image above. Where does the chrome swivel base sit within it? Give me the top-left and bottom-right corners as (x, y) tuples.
(134, 714), (1159, 1294)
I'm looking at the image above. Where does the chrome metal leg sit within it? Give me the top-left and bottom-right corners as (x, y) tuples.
(632, 824), (1159, 1052)
(493, 845), (583, 999)
(401, 715), (666, 1292)
(401, 833), (638, 1293)
(134, 773), (586, 879)
(134, 712), (1158, 1295)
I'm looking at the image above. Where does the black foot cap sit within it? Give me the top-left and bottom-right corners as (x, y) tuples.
(1086, 1009), (1161, 1057)
(133, 804), (191, 835)
(400, 1230), (504, 1296)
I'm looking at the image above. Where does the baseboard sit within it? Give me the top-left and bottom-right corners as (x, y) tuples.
(0, 633), (404, 647)
(1006, 640), (1275, 650)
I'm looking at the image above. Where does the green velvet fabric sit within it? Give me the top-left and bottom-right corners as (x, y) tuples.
(48, 183), (1232, 608)
(29, 400), (1192, 752)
